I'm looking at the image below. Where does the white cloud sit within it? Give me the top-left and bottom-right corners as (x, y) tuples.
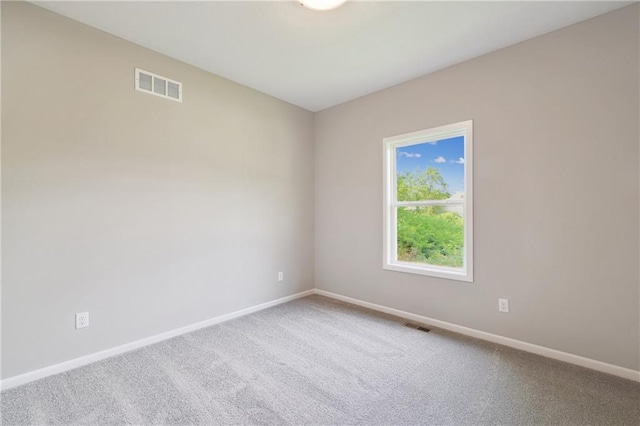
(450, 157), (464, 164)
(434, 156), (446, 163)
(398, 151), (421, 158)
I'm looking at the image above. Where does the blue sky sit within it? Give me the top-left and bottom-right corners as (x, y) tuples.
(396, 135), (465, 194)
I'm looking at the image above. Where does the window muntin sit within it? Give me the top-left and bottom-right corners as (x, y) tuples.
(383, 121), (473, 282)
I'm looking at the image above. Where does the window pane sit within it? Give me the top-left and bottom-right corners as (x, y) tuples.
(396, 206), (463, 268)
(396, 136), (465, 202)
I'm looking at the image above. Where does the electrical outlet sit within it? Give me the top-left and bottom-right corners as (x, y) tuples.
(498, 299), (509, 313)
(75, 312), (89, 329)
(278, 271), (284, 282)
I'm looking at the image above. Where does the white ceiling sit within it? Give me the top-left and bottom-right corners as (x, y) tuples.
(33, 1), (632, 111)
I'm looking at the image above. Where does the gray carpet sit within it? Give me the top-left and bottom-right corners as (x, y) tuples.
(1, 295), (639, 425)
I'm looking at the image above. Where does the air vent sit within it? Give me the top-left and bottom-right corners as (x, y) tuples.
(135, 68), (182, 102)
(403, 322), (431, 333)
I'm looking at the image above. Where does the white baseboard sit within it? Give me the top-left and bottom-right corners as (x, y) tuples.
(0, 289), (314, 391)
(3, 287), (638, 391)
(314, 289), (640, 382)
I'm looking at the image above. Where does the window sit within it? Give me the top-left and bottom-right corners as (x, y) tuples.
(383, 120), (473, 282)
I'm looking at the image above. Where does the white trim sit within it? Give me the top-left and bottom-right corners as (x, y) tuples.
(382, 120), (473, 282)
(0, 290), (314, 391)
(383, 262), (470, 281)
(383, 125), (468, 148)
(396, 200), (464, 207)
(313, 289), (640, 382)
(4, 288), (636, 391)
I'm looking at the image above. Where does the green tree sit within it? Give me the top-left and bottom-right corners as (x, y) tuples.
(397, 167), (450, 201)
(397, 208), (463, 267)
(396, 168), (463, 268)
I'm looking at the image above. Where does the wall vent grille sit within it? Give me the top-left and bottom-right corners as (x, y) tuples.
(135, 68), (182, 102)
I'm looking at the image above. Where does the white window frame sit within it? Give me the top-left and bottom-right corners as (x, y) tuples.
(134, 68), (182, 103)
(383, 120), (473, 282)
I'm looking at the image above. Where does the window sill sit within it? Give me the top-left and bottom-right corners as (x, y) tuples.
(383, 262), (473, 282)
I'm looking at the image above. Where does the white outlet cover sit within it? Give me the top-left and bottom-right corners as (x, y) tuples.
(278, 271), (284, 282)
(498, 299), (509, 313)
(75, 312), (89, 329)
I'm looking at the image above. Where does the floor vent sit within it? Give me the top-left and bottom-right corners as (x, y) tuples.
(403, 322), (431, 332)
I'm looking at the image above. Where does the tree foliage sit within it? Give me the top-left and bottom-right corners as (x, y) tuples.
(396, 168), (463, 268)
(397, 208), (463, 267)
(397, 167), (450, 201)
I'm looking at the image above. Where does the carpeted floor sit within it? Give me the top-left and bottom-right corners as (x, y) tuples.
(1, 295), (639, 425)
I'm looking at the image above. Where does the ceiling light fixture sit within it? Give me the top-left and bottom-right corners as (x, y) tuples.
(299, 0), (348, 11)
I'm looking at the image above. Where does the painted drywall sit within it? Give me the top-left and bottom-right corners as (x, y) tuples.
(315, 5), (640, 371)
(1, 2), (314, 379)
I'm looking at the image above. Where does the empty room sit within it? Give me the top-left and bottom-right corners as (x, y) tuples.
(1, 0), (639, 425)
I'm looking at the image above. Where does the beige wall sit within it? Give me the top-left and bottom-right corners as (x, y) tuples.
(2, 1), (639, 380)
(315, 5), (640, 370)
(1, 2), (314, 379)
